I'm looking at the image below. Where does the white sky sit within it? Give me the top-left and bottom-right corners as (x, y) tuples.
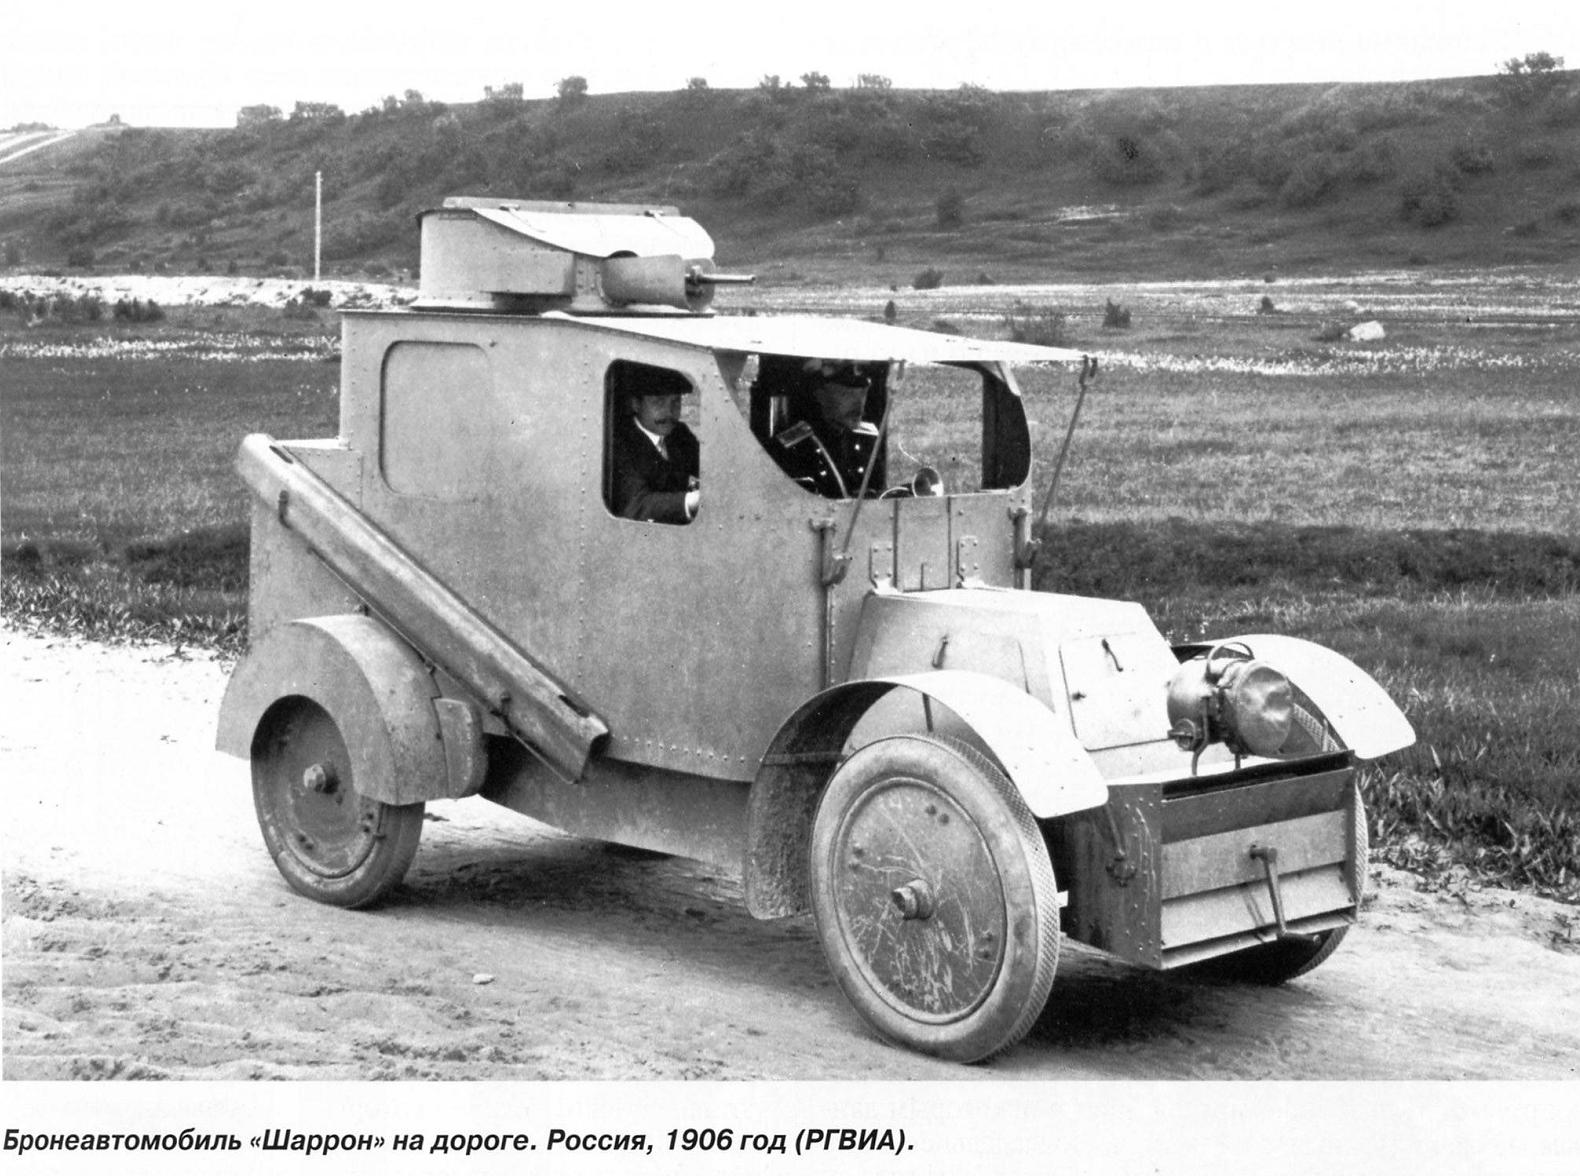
(3, 0), (1578, 129)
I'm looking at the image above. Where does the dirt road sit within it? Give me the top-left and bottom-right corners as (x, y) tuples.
(3, 623), (1577, 1083)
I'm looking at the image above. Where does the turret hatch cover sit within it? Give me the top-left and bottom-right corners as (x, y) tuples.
(472, 205), (714, 261)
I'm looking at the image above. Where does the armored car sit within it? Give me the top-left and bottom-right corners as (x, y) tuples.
(217, 198), (1413, 1061)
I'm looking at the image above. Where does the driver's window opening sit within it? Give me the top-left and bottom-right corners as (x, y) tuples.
(603, 360), (700, 526)
(740, 356), (1025, 499)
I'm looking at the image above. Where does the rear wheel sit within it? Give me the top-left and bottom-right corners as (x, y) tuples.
(252, 698), (424, 909)
(809, 735), (1060, 1063)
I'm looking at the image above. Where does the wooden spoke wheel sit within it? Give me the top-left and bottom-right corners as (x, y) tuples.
(251, 698), (424, 909)
(809, 735), (1060, 1063)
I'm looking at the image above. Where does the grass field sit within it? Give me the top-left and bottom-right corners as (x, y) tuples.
(3, 282), (1577, 900)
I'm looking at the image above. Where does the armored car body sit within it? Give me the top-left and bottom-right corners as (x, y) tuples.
(217, 199), (1413, 1062)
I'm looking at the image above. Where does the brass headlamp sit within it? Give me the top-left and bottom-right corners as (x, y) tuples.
(1166, 641), (1294, 765)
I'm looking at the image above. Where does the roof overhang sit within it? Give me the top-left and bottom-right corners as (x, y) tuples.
(555, 313), (1086, 367)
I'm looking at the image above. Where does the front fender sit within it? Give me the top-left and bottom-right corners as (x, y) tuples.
(873, 670), (1107, 817)
(216, 614), (485, 804)
(761, 669), (1105, 818)
(744, 670), (1104, 918)
(1230, 633), (1415, 760)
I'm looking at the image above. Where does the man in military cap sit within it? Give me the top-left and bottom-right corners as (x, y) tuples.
(773, 360), (885, 498)
(609, 365), (700, 523)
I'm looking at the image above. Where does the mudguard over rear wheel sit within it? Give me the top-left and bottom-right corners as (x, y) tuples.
(809, 735), (1060, 1063)
(252, 698), (424, 909)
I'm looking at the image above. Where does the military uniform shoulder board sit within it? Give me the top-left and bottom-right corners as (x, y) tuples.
(775, 420), (815, 447)
(851, 421), (880, 438)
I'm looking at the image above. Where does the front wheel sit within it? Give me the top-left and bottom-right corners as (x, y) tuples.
(809, 735), (1060, 1063)
(252, 698), (424, 909)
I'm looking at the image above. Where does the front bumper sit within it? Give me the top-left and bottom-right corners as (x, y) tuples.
(1048, 753), (1364, 969)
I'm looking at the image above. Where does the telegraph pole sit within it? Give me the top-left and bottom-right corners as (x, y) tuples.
(314, 171), (323, 282)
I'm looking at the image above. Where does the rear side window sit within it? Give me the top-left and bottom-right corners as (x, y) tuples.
(380, 342), (496, 499)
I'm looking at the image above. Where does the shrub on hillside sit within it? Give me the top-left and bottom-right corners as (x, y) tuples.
(555, 76), (589, 107)
(1408, 185), (1459, 227)
(1515, 140), (1560, 169)
(525, 162), (578, 200)
(596, 107), (667, 175)
(912, 267), (944, 290)
(922, 85), (997, 131)
(1066, 92), (1187, 188)
(1189, 141), (1253, 195)
(704, 133), (859, 215)
(1279, 154), (1342, 208)
(41, 294), (105, 324)
(1450, 138), (1495, 175)
(322, 210), (403, 260)
(113, 298), (164, 322)
(1495, 51), (1565, 107)
(1102, 298), (1131, 329)
(1554, 199), (1580, 225)
(1002, 303), (1070, 347)
(1344, 88), (1432, 131)
(1540, 85), (1580, 127)
(1400, 166), (1463, 227)
(158, 197), (222, 229)
(49, 201), (133, 248)
(1346, 136), (1399, 185)
(1089, 132), (1175, 185)
(205, 161), (257, 195)
(922, 122), (985, 167)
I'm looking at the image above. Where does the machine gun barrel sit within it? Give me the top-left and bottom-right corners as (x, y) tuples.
(686, 268), (756, 286)
(235, 434), (609, 782)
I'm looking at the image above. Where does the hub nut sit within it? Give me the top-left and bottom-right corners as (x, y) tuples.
(302, 762), (339, 794)
(890, 879), (936, 921)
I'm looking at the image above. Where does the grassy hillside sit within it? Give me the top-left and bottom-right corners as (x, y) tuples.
(4, 71), (1580, 283)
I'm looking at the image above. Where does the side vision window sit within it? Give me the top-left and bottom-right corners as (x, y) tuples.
(603, 360), (700, 525)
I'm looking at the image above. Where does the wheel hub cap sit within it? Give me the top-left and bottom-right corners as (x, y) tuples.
(831, 777), (1007, 1021)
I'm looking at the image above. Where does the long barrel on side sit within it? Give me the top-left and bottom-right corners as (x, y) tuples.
(236, 433), (609, 782)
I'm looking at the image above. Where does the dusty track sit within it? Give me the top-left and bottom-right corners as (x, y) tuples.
(3, 623), (1577, 1083)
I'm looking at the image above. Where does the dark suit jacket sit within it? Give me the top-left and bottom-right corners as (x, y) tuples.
(610, 415), (700, 524)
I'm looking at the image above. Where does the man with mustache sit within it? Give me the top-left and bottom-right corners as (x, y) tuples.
(609, 365), (701, 524)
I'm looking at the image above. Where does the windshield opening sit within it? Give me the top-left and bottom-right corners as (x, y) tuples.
(729, 354), (1029, 498)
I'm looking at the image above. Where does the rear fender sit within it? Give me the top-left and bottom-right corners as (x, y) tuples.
(744, 669), (1105, 918)
(1225, 634), (1415, 759)
(216, 614), (486, 804)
